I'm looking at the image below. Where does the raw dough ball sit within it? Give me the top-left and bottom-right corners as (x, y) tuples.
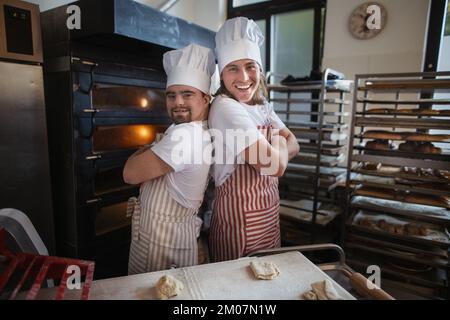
(250, 261), (280, 280)
(303, 279), (343, 300)
(156, 275), (184, 300)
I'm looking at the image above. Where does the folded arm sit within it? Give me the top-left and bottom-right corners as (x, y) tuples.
(278, 127), (300, 160)
(242, 135), (289, 177)
(123, 147), (173, 185)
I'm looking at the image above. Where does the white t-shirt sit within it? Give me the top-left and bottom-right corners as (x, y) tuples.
(151, 121), (212, 209)
(208, 95), (286, 187)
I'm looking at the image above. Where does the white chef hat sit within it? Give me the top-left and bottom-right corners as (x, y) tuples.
(215, 17), (264, 73)
(163, 44), (216, 94)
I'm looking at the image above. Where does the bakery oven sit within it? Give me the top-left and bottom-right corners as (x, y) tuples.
(40, 0), (215, 279)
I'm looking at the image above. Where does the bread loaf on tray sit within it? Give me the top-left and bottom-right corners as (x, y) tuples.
(398, 141), (442, 154)
(363, 130), (450, 142)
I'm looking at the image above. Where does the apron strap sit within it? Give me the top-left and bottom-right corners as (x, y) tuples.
(127, 196), (141, 241)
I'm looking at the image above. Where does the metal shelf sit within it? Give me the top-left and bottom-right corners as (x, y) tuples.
(271, 69), (351, 243)
(345, 71), (450, 296)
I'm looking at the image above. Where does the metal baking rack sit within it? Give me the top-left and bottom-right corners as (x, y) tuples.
(344, 71), (450, 299)
(267, 69), (352, 245)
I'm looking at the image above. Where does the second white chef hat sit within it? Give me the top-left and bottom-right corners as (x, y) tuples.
(215, 17), (264, 73)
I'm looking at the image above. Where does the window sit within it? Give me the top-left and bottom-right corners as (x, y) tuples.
(232, 0), (269, 7)
(445, 4), (450, 36)
(227, 0), (326, 83)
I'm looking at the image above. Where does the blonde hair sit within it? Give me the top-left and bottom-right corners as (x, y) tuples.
(214, 72), (268, 105)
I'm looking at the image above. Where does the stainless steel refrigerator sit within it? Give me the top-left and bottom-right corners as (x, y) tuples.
(0, 0), (54, 253)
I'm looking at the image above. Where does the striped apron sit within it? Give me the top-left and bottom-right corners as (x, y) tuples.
(127, 176), (198, 275)
(209, 124), (281, 262)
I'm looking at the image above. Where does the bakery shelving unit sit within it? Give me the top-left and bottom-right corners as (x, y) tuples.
(344, 71), (450, 299)
(267, 68), (353, 246)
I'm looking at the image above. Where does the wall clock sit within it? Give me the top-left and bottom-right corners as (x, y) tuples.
(348, 2), (388, 40)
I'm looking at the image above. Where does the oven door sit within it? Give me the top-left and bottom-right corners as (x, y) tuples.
(76, 119), (168, 161)
(79, 193), (136, 278)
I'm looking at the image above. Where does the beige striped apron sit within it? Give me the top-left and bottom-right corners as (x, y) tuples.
(127, 175), (198, 275)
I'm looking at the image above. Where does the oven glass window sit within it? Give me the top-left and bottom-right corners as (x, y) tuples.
(93, 124), (167, 152)
(95, 166), (129, 195)
(92, 84), (166, 113)
(95, 202), (130, 236)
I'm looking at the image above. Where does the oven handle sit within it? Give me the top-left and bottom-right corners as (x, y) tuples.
(85, 155), (102, 160)
(83, 109), (100, 114)
(86, 197), (102, 204)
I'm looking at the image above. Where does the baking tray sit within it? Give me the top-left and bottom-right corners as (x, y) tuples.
(350, 196), (450, 224)
(275, 110), (349, 116)
(353, 166), (450, 184)
(271, 97), (350, 105)
(293, 128), (348, 141)
(347, 233), (449, 261)
(353, 145), (450, 162)
(346, 254), (447, 290)
(357, 98), (450, 105)
(358, 79), (450, 93)
(291, 153), (345, 167)
(355, 117), (450, 130)
(280, 199), (340, 226)
(358, 131), (450, 142)
(286, 120), (347, 130)
(348, 210), (450, 248)
(351, 177), (450, 197)
(287, 163), (347, 178)
(282, 173), (343, 192)
(298, 142), (346, 155)
(353, 186), (450, 209)
(345, 242), (447, 269)
(267, 80), (353, 93)
(351, 154), (450, 171)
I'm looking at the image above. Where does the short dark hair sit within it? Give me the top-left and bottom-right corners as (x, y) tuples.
(213, 72), (268, 105)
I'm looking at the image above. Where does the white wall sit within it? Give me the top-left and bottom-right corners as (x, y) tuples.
(323, 0), (431, 80)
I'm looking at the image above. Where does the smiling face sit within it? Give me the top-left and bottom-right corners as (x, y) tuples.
(221, 59), (261, 104)
(165, 85), (210, 124)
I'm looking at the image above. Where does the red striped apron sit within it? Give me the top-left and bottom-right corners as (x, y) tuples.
(209, 124), (281, 262)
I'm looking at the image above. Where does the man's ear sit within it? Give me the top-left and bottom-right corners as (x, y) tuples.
(203, 93), (211, 105)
